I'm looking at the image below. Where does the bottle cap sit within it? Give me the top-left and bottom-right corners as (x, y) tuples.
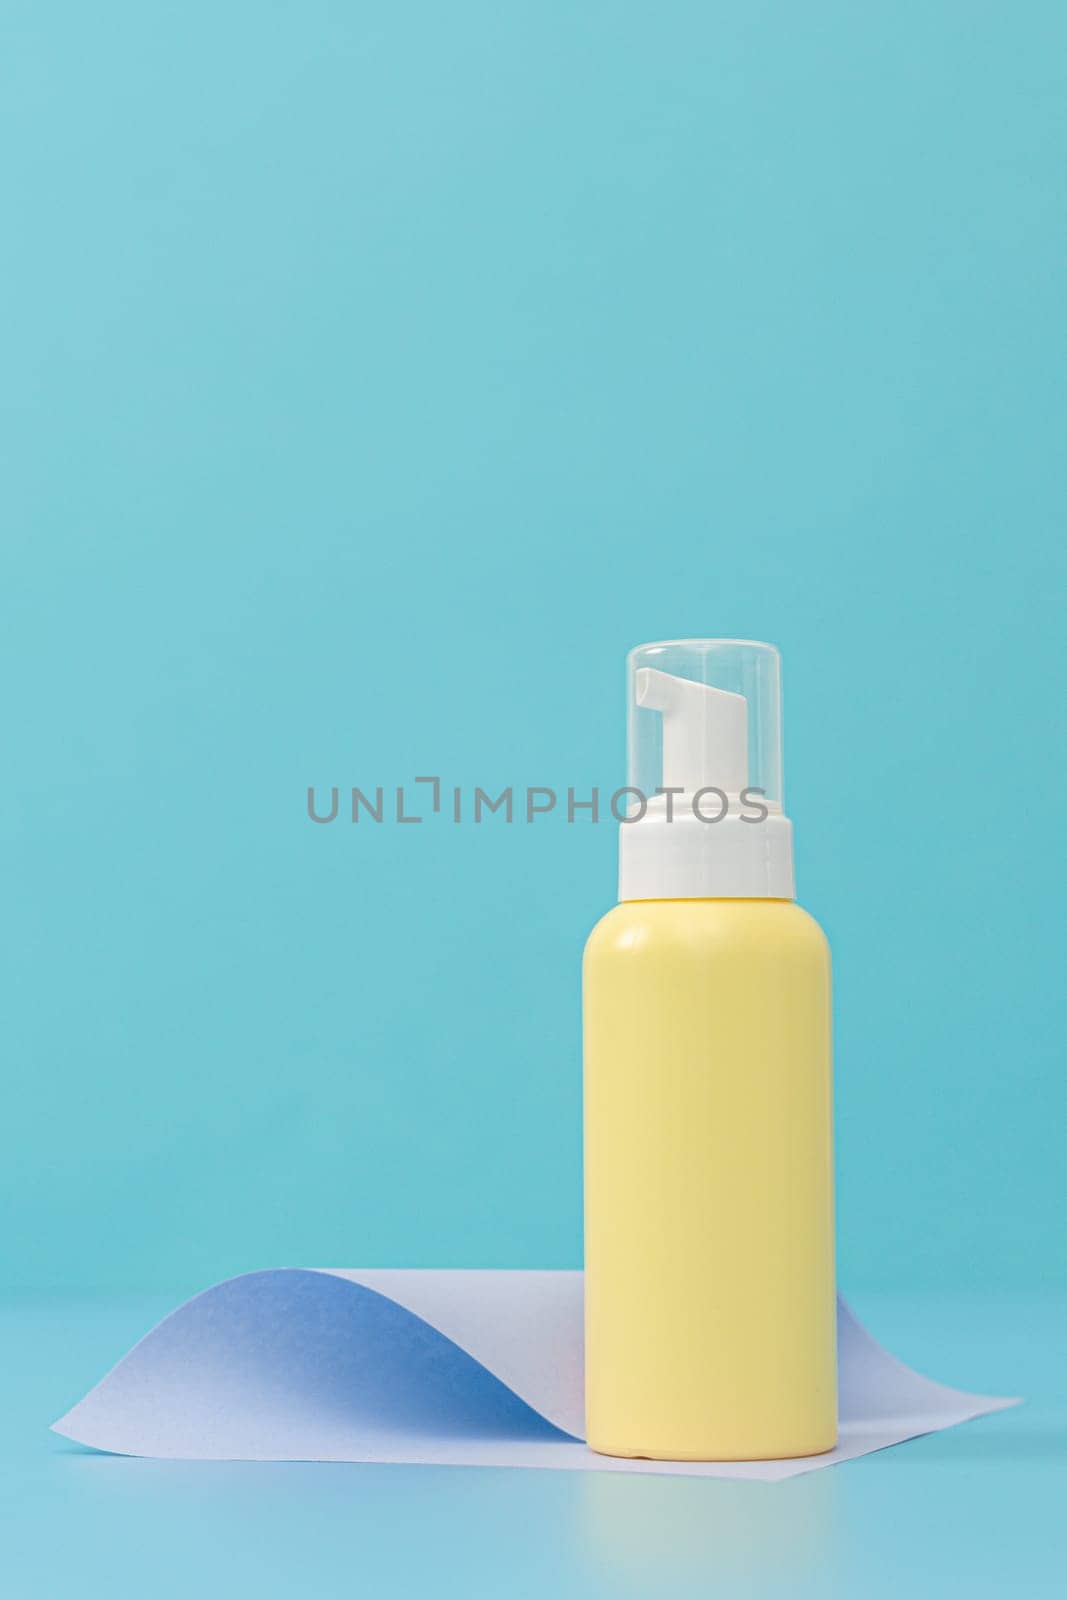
(619, 639), (795, 900)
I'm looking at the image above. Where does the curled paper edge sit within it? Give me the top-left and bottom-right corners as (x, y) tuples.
(52, 1268), (1019, 1481)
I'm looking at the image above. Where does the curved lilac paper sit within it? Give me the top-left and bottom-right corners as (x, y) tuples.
(52, 1270), (1016, 1480)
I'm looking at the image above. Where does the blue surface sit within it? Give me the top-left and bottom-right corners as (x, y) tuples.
(4, 1291), (1063, 1597)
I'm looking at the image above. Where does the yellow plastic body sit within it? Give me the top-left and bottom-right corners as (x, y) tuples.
(583, 897), (836, 1460)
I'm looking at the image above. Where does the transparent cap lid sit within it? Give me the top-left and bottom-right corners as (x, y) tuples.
(627, 639), (783, 810)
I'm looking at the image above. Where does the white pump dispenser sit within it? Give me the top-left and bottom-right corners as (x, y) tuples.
(619, 641), (795, 901)
(634, 667), (749, 798)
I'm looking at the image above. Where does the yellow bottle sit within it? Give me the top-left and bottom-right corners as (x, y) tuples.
(583, 640), (836, 1460)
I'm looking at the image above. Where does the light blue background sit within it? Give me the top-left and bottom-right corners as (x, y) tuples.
(3, 0), (1065, 1303)
(4, 8), (1066, 1597)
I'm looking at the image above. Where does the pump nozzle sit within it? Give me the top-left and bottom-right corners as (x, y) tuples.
(635, 667), (749, 795)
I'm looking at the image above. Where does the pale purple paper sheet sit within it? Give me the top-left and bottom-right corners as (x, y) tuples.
(52, 1269), (1017, 1480)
